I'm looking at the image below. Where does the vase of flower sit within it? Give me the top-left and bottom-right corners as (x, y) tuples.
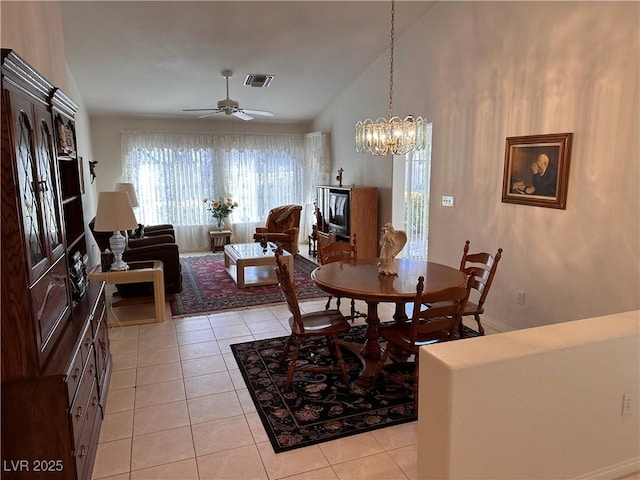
(204, 196), (238, 231)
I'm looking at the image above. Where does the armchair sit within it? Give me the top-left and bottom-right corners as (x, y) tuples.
(253, 205), (303, 255)
(89, 218), (183, 297)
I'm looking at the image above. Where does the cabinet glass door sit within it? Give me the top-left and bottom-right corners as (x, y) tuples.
(15, 108), (48, 276)
(35, 106), (64, 261)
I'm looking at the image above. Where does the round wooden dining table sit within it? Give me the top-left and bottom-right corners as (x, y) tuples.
(311, 258), (466, 362)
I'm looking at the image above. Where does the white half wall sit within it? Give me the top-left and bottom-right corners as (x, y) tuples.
(418, 310), (640, 479)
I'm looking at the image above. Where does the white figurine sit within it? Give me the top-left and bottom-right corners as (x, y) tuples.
(378, 223), (407, 275)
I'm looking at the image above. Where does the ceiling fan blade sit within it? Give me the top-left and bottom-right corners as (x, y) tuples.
(197, 112), (220, 119)
(242, 109), (274, 117)
(233, 111), (254, 121)
(182, 108), (218, 112)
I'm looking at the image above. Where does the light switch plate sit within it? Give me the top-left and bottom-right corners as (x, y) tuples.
(442, 196), (455, 207)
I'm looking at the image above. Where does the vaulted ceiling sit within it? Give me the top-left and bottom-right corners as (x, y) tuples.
(61, 1), (435, 123)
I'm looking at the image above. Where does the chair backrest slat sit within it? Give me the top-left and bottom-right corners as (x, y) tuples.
(274, 252), (304, 333)
(459, 240), (503, 307)
(318, 233), (357, 265)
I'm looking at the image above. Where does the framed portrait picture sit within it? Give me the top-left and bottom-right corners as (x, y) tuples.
(501, 133), (573, 209)
(55, 114), (76, 157)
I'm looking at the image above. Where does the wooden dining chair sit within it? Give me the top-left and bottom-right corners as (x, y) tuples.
(374, 274), (476, 411)
(457, 240), (503, 336)
(317, 234), (366, 321)
(274, 251), (352, 391)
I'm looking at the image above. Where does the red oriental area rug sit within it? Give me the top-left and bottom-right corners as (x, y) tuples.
(171, 253), (325, 316)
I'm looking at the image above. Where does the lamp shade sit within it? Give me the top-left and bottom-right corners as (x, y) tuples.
(93, 191), (139, 232)
(115, 182), (139, 208)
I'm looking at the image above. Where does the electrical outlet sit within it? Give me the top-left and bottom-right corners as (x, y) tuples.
(442, 196), (455, 207)
(517, 290), (525, 305)
(622, 393), (633, 416)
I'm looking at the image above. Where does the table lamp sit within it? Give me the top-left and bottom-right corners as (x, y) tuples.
(115, 182), (139, 208)
(93, 191), (139, 271)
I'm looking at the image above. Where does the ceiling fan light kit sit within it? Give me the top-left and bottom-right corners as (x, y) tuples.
(183, 69), (274, 121)
(355, 0), (428, 156)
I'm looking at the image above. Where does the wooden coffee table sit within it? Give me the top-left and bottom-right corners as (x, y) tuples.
(224, 242), (293, 288)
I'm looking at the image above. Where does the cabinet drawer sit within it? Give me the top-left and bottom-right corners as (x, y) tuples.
(91, 294), (106, 337)
(65, 346), (84, 403)
(29, 256), (70, 355)
(74, 380), (100, 480)
(80, 320), (93, 367)
(94, 316), (110, 391)
(70, 347), (96, 444)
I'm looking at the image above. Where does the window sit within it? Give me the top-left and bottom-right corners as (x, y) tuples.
(122, 131), (329, 252)
(402, 124), (432, 260)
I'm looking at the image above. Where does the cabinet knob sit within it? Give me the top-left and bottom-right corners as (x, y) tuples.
(79, 445), (86, 459)
(72, 368), (80, 381)
(75, 405), (83, 418)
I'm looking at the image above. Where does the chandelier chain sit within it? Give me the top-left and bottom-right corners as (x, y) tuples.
(388, 0), (395, 119)
(354, 0), (427, 156)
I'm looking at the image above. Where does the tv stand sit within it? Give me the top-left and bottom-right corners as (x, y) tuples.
(316, 186), (378, 258)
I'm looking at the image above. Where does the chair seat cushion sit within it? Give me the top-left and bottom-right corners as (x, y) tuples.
(289, 310), (350, 335)
(428, 300), (483, 317)
(379, 322), (453, 352)
(463, 301), (482, 315)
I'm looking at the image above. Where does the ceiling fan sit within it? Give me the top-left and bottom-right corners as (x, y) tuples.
(183, 69), (274, 121)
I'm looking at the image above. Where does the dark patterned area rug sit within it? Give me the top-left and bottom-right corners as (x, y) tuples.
(231, 325), (479, 453)
(171, 253), (326, 316)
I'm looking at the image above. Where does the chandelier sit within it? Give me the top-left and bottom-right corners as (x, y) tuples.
(355, 0), (427, 156)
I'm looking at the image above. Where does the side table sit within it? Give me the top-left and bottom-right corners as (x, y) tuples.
(308, 234), (317, 257)
(210, 229), (232, 252)
(88, 260), (165, 326)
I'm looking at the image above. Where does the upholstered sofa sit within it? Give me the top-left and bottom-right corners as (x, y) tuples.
(89, 218), (183, 297)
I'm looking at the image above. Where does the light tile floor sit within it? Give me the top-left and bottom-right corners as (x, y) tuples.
(93, 298), (433, 480)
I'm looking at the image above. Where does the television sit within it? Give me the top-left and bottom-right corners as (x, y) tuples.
(328, 190), (349, 237)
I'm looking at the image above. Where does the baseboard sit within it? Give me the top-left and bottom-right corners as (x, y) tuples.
(477, 313), (514, 334)
(572, 457), (640, 480)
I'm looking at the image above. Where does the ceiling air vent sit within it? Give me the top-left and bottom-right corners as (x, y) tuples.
(243, 74), (274, 88)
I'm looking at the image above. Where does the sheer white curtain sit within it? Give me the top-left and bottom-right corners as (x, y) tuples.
(121, 130), (330, 252)
(302, 131), (332, 235)
(402, 123), (433, 260)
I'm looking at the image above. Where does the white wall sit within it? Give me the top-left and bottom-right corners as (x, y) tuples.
(66, 70), (101, 267)
(313, 1), (640, 331)
(418, 310), (640, 479)
(0, 1), (67, 88)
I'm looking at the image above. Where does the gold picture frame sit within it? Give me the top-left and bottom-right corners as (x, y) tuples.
(501, 133), (573, 209)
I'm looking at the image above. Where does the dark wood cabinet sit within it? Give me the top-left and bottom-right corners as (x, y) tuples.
(1, 49), (111, 480)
